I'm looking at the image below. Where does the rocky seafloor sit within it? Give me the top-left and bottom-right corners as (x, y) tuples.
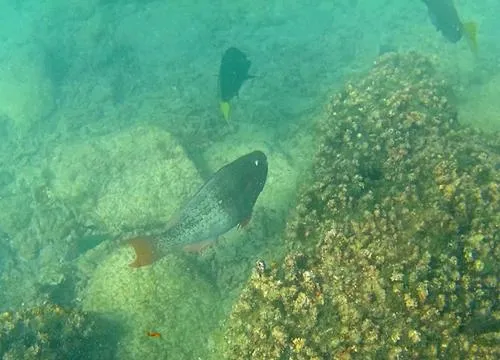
(1, 52), (499, 359)
(0, 121), (304, 358)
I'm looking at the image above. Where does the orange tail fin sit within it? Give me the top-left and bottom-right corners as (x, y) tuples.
(128, 236), (157, 267)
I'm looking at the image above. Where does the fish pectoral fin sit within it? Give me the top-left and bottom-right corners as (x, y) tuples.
(183, 239), (216, 254)
(220, 101), (231, 124)
(237, 215), (252, 230)
(462, 21), (478, 54)
(128, 236), (157, 267)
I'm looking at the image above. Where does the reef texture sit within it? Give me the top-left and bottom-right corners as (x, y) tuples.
(78, 239), (223, 360)
(223, 52), (499, 359)
(0, 125), (202, 312)
(0, 302), (116, 359)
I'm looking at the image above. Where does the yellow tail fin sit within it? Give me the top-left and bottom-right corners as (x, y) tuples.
(220, 101), (231, 124)
(462, 21), (478, 54)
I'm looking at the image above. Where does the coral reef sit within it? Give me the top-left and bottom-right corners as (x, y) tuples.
(0, 302), (116, 359)
(223, 52), (499, 359)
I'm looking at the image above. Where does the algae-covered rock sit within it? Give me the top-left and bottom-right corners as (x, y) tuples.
(0, 302), (116, 359)
(0, 45), (54, 136)
(49, 125), (202, 232)
(77, 132), (313, 360)
(223, 53), (500, 359)
(79, 241), (223, 360)
(0, 125), (202, 311)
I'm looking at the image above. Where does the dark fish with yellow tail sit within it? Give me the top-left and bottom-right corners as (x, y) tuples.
(128, 150), (268, 267)
(218, 47), (254, 123)
(421, 0), (478, 53)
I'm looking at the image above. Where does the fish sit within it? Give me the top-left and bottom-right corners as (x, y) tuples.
(147, 331), (161, 338)
(128, 150), (268, 267)
(421, 0), (477, 53)
(218, 47), (254, 123)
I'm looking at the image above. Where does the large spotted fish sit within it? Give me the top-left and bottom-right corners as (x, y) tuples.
(128, 150), (268, 267)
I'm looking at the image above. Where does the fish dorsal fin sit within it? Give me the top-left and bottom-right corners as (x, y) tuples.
(462, 21), (478, 54)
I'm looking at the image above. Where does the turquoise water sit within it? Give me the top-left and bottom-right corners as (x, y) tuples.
(0, 1), (499, 359)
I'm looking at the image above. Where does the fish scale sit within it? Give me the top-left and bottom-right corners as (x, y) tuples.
(158, 192), (234, 250)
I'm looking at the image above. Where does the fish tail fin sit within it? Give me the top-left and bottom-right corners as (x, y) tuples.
(462, 21), (478, 54)
(220, 101), (231, 124)
(128, 236), (157, 267)
(237, 215), (252, 230)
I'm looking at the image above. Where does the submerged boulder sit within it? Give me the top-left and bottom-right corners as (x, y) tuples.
(0, 45), (55, 137)
(49, 125), (202, 232)
(0, 302), (116, 359)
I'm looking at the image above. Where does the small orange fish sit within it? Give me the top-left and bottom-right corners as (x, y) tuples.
(147, 331), (161, 338)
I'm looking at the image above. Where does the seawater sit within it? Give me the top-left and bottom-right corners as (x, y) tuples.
(0, 1), (498, 359)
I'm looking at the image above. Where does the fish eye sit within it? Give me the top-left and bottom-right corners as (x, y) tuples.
(254, 160), (259, 166)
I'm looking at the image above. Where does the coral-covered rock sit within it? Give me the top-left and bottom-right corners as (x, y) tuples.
(223, 52), (500, 359)
(0, 302), (116, 359)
